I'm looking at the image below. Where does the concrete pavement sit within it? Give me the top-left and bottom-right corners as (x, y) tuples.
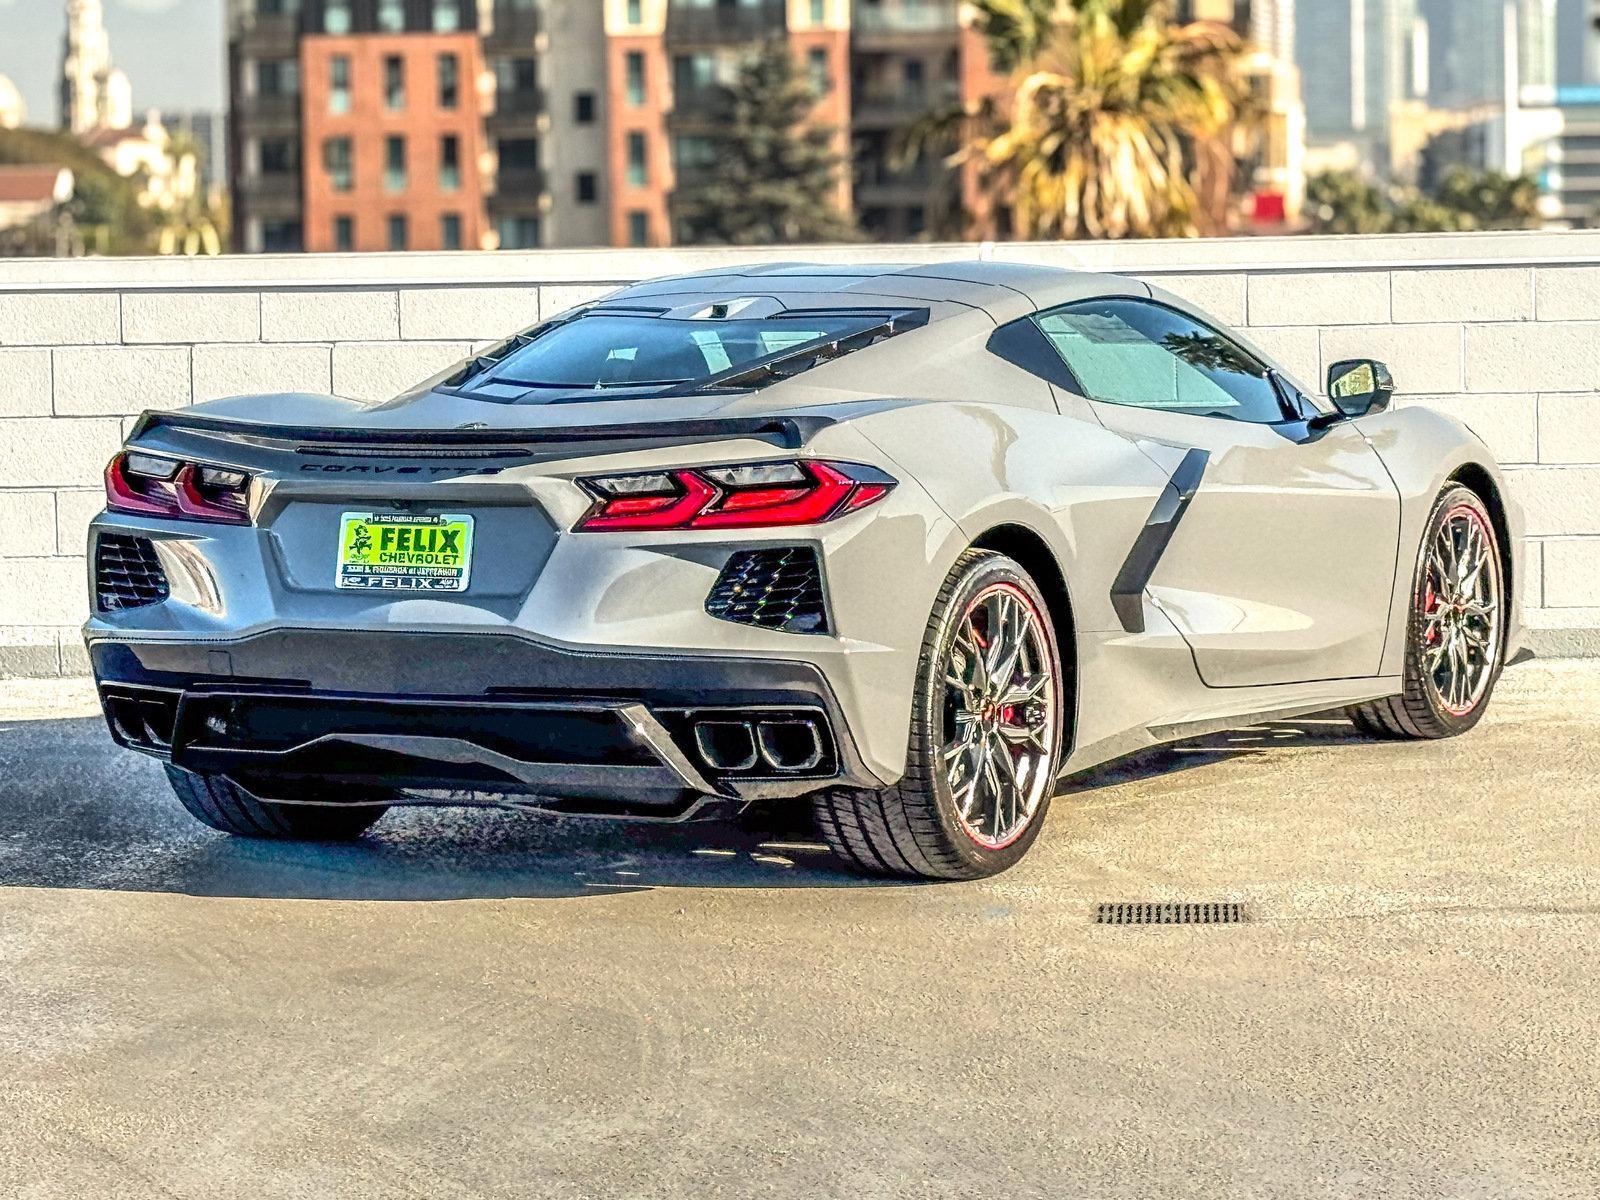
(1, 663), (1597, 1199)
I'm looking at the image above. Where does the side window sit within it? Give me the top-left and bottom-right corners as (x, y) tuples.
(1033, 299), (1289, 424)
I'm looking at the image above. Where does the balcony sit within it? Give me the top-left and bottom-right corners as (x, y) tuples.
(484, 4), (541, 50)
(490, 167), (550, 207)
(666, 0), (786, 44)
(234, 11), (298, 56)
(488, 88), (549, 133)
(853, 0), (961, 39)
(235, 91), (301, 128)
(855, 159), (955, 203)
(235, 171), (302, 208)
(669, 82), (734, 123)
(853, 83), (959, 125)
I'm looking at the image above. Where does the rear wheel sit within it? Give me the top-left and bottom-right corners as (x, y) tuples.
(812, 550), (1065, 880)
(1347, 485), (1505, 739)
(165, 766), (389, 840)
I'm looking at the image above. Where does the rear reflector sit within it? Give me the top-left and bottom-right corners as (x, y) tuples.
(574, 460), (894, 532)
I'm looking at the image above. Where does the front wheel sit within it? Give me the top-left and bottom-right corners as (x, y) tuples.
(813, 550), (1066, 880)
(165, 767), (390, 840)
(1348, 484), (1506, 739)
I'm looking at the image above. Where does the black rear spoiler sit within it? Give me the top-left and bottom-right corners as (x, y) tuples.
(129, 410), (835, 452)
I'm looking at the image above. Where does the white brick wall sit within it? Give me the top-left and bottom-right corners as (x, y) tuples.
(3, 231), (1600, 675)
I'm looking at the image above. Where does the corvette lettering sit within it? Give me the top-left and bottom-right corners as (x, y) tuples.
(299, 463), (504, 475)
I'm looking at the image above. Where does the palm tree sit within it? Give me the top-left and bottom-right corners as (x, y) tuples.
(952, 0), (1246, 240)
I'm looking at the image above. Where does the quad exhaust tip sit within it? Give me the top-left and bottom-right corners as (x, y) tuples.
(692, 717), (824, 774)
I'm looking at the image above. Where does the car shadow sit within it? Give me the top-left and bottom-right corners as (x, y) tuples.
(0, 712), (1371, 902)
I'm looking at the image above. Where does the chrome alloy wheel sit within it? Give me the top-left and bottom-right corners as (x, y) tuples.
(941, 583), (1058, 850)
(1422, 504), (1503, 717)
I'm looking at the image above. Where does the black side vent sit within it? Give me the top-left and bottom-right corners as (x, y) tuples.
(1095, 902), (1245, 926)
(96, 535), (170, 612)
(706, 548), (828, 634)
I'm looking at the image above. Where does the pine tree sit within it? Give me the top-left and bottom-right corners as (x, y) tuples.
(672, 39), (856, 245)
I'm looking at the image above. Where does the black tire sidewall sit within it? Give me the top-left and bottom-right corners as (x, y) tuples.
(910, 553), (1066, 877)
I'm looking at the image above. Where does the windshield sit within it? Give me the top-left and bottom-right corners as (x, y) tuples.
(470, 312), (890, 395)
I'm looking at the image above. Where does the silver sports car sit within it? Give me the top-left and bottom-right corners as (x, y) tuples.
(86, 261), (1525, 879)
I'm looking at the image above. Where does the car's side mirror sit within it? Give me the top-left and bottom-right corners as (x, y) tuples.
(1326, 359), (1395, 419)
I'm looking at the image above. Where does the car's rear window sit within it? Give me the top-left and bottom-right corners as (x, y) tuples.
(477, 312), (889, 395)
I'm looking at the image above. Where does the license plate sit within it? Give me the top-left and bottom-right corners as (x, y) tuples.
(336, 512), (475, 593)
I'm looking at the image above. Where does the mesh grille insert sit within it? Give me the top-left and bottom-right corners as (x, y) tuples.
(1095, 902), (1244, 926)
(95, 534), (170, 612)
(705, 547), (828, 634)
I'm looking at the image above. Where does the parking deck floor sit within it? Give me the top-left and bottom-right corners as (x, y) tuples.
(1, 662), (1596, 1199)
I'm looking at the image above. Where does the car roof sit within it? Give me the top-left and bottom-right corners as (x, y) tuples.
(602, 260), (1148, 325)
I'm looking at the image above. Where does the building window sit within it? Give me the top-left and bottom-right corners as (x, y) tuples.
(433, 0), (461, 32)
(441, 213), (463, 250)
(625, 52), (646, 106)
(675, 134), (717, 168)
(498, 216), (541, 249)
(259, 137), (297, 174)
(673, 54), (714, 97)
(262, 219), (302, 252)
(808, 48), (829, 94)
(378, 0), (405, 33)
(810, 0), (825, 21)
(438, 53), (460, 109)
(576, 171), (597, 203)
(498, 57), (539, 109)
(324, 137), (353, 192)
(334, 215), (354, 252)
(440, 135), (461, 192)
(256, 59), (298, 96)
(497, 137), (540, 172)
(388, 215), (408, 251)
(385, 135), (407, 192)
(574, 91), (596, 123)
(330, 56), (351, 115)
(384, 55), (405, 112)
(324, 0), (351, 34)
(626, 0), (642, 24)
(627, 210), (649, 247)
(257, 0), (300, 14)
(626, 132), (647, 187)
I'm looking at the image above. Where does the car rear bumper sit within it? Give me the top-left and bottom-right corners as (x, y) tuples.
(88, 628), (889, 818)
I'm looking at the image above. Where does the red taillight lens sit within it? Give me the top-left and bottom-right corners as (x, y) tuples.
(105, 452), (252, 525)
(574, 460), (895, 532)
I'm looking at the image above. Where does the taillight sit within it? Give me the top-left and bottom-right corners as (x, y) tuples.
(575, 460), (895, 532)
(105, 452), (252, 525)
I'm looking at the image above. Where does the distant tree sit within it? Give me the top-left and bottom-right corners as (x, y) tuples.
(1432, 166), (1540, 231)
(1307, 167), (1541, 235)
(671, 39), (856, 245)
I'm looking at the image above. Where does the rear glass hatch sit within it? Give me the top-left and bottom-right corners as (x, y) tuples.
(436, 304), (928, 405)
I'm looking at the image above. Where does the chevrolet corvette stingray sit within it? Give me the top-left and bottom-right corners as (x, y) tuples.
(85, 261), (1525, 878)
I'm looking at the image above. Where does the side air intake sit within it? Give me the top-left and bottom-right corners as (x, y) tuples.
(95, 534), (170, 612)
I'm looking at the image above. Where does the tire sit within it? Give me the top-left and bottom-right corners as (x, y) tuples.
(812, 550), (1066, 880)
(1347, 484), (1506, 740)
(164, 766), (389, 840)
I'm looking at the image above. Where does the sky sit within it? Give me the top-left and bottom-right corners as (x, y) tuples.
(0, 0), (225, 126)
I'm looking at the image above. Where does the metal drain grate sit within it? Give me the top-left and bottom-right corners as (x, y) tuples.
(1095, 902), (1245, 926)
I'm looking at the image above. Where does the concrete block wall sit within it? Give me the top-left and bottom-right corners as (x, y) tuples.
(2, 230), (1598, 676)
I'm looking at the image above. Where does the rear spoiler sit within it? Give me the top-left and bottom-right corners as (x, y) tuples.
(129, 410), (835, 452)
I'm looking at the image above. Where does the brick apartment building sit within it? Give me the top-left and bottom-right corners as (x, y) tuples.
(236, 0), (1312, 252)
(229, 0), (607, 252)
(228, 0), (1011, 251)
